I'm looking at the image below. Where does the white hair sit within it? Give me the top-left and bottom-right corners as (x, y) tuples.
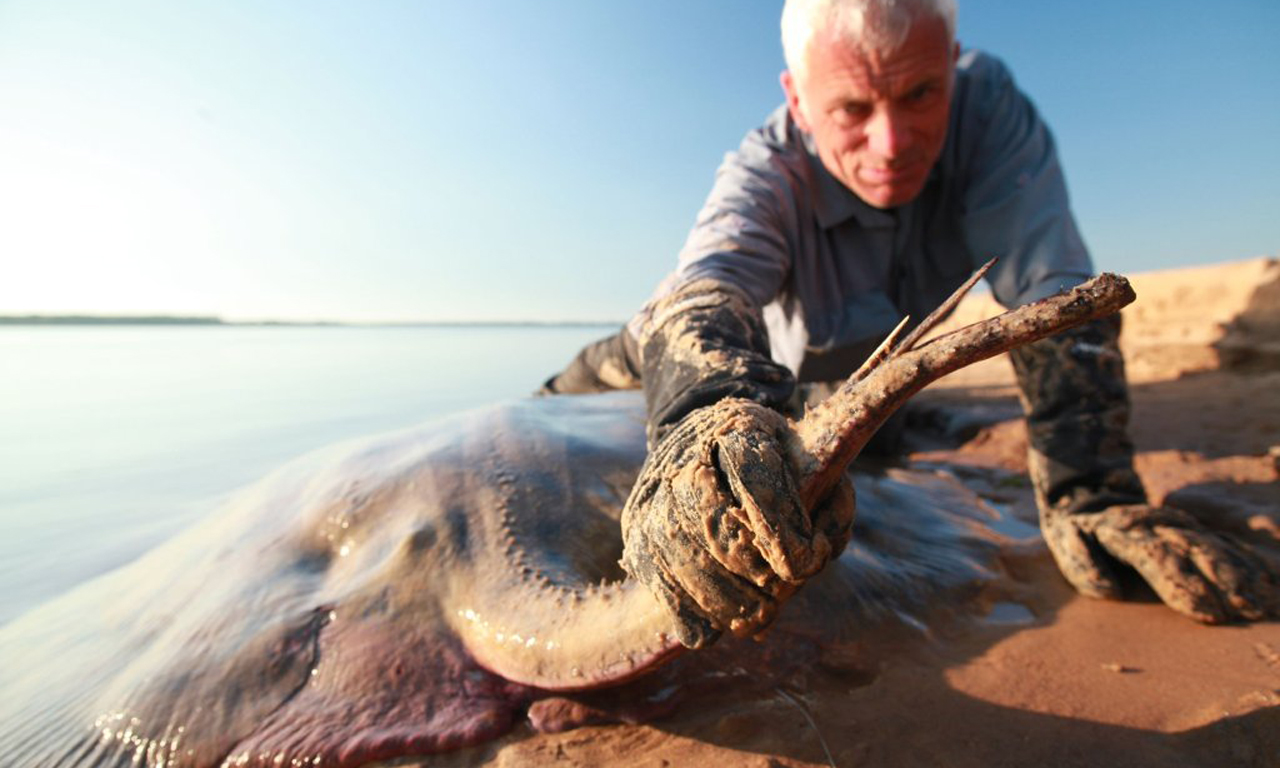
(781, 0), (958, 79)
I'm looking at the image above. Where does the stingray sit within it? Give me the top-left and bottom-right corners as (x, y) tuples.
(0, 274), (1133, 766)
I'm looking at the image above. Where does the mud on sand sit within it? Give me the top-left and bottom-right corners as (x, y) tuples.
(437, 258), (1280, 768)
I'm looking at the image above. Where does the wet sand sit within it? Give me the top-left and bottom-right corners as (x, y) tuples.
(443, 258), (1280, 767)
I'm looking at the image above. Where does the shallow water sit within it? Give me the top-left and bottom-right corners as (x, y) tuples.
(0, 324), (613, 625)
(0, 390), (1034, 765)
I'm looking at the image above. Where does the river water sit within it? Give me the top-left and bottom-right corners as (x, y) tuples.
(0, 324), (613, 625)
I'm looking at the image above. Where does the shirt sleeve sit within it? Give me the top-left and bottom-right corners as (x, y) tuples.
(671, 130), (799, 305)
(628, 116), (802, 343)
(957, 53), (1094, 309)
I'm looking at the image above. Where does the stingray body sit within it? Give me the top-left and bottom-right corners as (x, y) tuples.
(0, 392), (1025, 767)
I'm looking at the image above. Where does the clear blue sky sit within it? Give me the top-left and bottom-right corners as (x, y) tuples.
(1, 1), (1276, 322)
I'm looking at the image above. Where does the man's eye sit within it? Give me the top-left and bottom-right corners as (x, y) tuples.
(832, 103), (870, 125)
(903, 85), (937, 105)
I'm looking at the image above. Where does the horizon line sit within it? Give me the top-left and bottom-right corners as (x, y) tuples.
(0, 314), (625, 328)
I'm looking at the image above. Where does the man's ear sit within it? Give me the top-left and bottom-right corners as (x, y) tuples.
(780, 70), (812, 133)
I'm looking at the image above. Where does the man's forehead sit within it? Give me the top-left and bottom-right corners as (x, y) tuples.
(804, 18), (952, 93)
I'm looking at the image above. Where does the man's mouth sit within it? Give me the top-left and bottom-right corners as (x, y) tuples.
(858, 162), (919, 185)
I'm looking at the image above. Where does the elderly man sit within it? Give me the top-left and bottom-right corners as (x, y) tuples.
(544, 0), (1274, 646)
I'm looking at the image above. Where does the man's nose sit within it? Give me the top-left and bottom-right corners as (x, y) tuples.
(865, 107), (909, 159)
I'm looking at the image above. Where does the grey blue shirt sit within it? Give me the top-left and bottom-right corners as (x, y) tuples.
(631, 50), (1093, 381)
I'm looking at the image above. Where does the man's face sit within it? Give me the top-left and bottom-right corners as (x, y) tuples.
(781, 16), (958, 209)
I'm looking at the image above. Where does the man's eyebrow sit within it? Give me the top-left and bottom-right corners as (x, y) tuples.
(904, 73), (945, 90)
(830, 95), (871, 108)
(890, 74), (942, 97)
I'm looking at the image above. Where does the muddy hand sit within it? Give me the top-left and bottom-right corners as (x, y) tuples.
(620, 398), (854, 649)
(1043, 504), (1280, 622)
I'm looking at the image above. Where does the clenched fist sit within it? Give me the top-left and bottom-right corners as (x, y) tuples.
(620, 398), (855, 648)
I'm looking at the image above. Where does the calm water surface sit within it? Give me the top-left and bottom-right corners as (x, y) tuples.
(0, 324), (613, 625)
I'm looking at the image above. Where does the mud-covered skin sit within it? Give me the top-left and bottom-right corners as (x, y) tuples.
(620, 398), (855, 649)
(638, 279), (796, 447)
(1012, 317), (1280, 622)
